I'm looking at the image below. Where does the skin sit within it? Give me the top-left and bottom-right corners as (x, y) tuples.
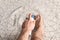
(31, 14), (44, 40)
(17, 14), (44, 40)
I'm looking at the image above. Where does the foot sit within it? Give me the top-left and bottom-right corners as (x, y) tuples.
(18, 13), (36, 40)
(31, 14), (44, 40)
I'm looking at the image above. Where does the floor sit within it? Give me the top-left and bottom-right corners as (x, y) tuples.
(0, 0), (60, 40)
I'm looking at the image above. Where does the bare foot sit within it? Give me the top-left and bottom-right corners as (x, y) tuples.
(31, 14), (44, 40)
(18, 14), (36, 40)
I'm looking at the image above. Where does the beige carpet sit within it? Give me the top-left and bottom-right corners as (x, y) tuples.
(0, 0), (60, 40)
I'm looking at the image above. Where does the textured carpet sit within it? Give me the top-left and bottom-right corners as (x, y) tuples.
(0, 0), (60, 40)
